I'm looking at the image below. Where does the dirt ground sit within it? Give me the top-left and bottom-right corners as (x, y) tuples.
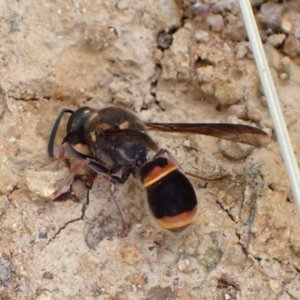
(1, 1), (300, 299)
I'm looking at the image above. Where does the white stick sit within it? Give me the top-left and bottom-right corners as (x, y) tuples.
(238, 0), (300, 210)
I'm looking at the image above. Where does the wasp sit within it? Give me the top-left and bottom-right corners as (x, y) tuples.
(47, 106), (269, 236)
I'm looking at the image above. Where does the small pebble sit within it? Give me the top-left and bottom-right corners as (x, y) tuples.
(8, 137), (16, 143)
(269, 279), (281, 293)
(236, 42), (249, 59)
(35, 290), (52, 300)
(224, 293), (230, 300)
(281, 10), (298, 33)
(183, 140), (191, 148)
(178, 259), (185, 271)
(184, 259), (190, 266)
(260, 2), (283, 30)
(267, 34), (286, 47)
(0, 257), (12, 284)
(194, 30), (209, 43)
(227, 105), (247, 120)
(157, 31), (173, 50)
(219, 139), (254, 160)
(207, 14), (224, 32)
(120, 245), (141, 265)
(279, 73), (288, 80)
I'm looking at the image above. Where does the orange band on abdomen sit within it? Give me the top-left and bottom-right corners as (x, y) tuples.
(155, 206), (198, 231)
(142, 161), (177, 187)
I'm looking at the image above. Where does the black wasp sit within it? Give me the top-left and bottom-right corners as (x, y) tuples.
(48, 106), (269, 236)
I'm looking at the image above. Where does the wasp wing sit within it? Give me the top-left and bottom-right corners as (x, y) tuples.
(104, 129), (159, 151)
(145, 122), (269, 147)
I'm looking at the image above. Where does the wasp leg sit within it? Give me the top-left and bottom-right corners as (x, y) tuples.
(109, 180), (130, 237)
(49, 158), (98, 201)
(52, 143), (131, 236)
(48, 145), (68, 172)
(49, 141), (79, 172)
(49, 144), (111, 201)
(85, 170), (98, 190)
(62, 143), (111, 175)
(58, 143), (67, 160)
(98, 173), (129, 237)
(120, 167), (133, 182)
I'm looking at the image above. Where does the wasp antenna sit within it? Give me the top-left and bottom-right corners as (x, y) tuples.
(48, 108), (74, 157)
(185, 171), (230, 182)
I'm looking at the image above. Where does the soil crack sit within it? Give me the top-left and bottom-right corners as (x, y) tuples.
(47, 190), (90, 245)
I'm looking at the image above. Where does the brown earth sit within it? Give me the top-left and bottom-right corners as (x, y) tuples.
(1, 1), (300, 299)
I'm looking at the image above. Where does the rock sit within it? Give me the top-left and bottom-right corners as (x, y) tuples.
(24, 167), (70, 201)
(194, 30), (209, 43)
(223, 15), (246, 42)
(0, 195), (8, 216)
(250, 0), (265, 6)
(281, 10), (300, 34)
(227, 105), (247, 120)
(35, 290), (52, 300)
(128, 273), (146, 288)
(157, 31), (173, 50)
(147, 286), (172, 300)
(84, 23), (117, 51)
(219, 139), (254, 160)
(0, 257), (12, 285)
(120, 244), (141, 265)
(236, 42), (249, 59)
(260, 2), (283, 31)
(266, 34), (286, 47)
(207, 14), (224, 32)
(160, 23), (193, 81)
(219, 116), (256, 160)
(285, 275), (300, 299)
(214, 82), (244, 106)
(282, 10), (300, 56)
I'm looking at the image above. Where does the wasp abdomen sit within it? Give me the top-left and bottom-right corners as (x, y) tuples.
(140, 157), (198, 231)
